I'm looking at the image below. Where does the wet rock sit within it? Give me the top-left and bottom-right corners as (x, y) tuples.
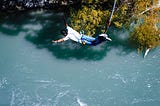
(0, 0), (79, 11)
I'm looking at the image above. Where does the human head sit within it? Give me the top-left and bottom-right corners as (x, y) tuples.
(61, 29), (68, 36)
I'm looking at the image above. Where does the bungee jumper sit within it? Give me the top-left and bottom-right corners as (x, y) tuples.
(52, 0), (117, 46)
(52, 21), (112, 45)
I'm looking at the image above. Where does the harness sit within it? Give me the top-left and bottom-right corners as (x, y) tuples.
(78, 30), (86, 44)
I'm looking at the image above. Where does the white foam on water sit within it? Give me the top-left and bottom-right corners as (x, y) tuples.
(1, 24), (17, 30)
(30, 10), (45, 15)
(0, 77), (8, 88)
(147, 83), (151, 88)
(23, 24), (43, 31)
(42, 13), (53, 17)
(10, 91), (15, 106)
(34, 80), (52, 83)
(10, 88), (51, 106)
(131, 98), (160, 105)
(77, 98), (88, 106)
(33, 80), (73, 105)
(53, 90), (70, 106)
(108, 73), (127, 84)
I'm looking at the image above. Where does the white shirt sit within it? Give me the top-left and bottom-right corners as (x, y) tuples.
(63, 26), (82, 42)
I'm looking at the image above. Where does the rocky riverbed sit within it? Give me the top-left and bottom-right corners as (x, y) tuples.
(0, 0), (80, 11)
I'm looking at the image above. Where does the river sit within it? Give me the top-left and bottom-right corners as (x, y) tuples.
(0, 10), (160, 106)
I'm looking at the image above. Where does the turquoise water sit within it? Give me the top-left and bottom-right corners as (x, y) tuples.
(0, 10), (160, 106)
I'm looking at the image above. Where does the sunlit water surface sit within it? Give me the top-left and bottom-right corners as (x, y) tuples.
(0, 10), (160, 106)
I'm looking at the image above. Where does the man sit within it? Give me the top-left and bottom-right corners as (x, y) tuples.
(52, 22), (112, 45)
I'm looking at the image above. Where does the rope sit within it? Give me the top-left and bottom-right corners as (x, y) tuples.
(105, 0), (117, 33)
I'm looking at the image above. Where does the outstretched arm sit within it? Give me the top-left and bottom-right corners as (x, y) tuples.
(52, 38), (64, 43)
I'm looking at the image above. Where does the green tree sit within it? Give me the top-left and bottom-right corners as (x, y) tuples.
(129, 0), (160, 52)
(70, 0), (113, 36)
(69, 0), (160, 52)
(70, 6), (110, 36)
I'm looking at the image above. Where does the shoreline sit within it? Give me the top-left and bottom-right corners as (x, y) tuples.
(0, 0), (80, 12)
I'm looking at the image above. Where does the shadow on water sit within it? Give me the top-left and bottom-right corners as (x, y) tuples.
(25, 24), (111, 61)
(0, 10), (136, 61)
(0, 11), (35, 36)
(107, 27), (137, 56)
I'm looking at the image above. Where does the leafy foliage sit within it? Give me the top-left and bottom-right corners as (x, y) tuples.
(129, 0), (160, 51)
(69, 0), (160, 51)
(130, 14), (160, 52)
(70, 6), (109, 36)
